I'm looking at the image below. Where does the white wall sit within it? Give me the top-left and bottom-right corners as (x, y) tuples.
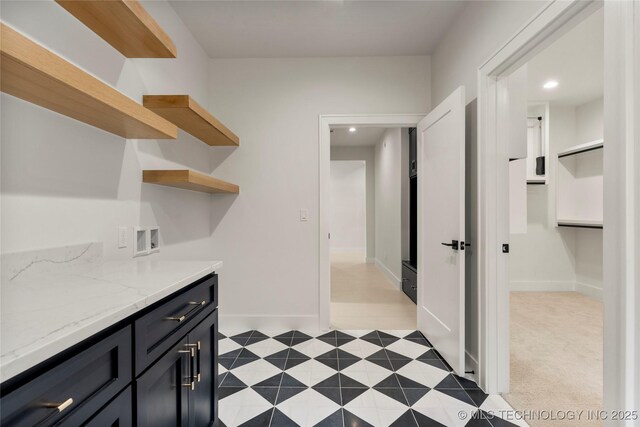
(431, 1), (543, 105)
(207, 57), (430, 328)
(330, 161), (366, 255)
(374, 129), (404, 287)
(330, 146), (376, 261)
(0, 1), (215, 261)
(574, 98), (604, 297)
(510, 106), (578, 291)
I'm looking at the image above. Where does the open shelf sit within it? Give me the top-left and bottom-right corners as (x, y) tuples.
(0, 23), (177, 139)
(56, 0), (176, 58)
(557, 219), (603, 229)
(143, 95), (240, 146)
(557, 139), (603, 158)
(143, 170), (239, 194)
(556, 139), (603, 230)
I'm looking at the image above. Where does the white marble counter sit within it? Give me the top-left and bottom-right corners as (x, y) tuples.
(0, 243), (222, 383)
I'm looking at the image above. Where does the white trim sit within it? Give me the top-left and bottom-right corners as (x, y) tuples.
(477, 0), (603, 394)
(575, 282), (603, 301)
(365, 257), (375, 264)
(319, 114), (426, 330)
(603, 0), (640, 418)
(219, 315), (319, 332)
(374, 259), (401, 290)
(509, 281), (575, 292)
(510, 281), (603, 301)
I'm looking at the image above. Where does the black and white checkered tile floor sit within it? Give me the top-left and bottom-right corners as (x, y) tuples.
(218, 330), (524, 427)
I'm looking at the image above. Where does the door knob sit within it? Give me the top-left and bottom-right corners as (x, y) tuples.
(441, 240), (459, 250)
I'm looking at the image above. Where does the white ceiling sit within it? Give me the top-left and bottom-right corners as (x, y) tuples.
(330, 127), (386, 147)
(169, 1), (465, 58)
(527, 8), (603, 106)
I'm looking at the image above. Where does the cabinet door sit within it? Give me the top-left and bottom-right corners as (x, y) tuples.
(188, 311), (218, 427)
(137, 337), (191, 427)
(82, 386), (132, 427)
(409, 127), (417, 177)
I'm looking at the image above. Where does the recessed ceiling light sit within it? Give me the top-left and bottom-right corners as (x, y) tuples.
(543, 80), (559, 89)
(349, 127), (357, 132)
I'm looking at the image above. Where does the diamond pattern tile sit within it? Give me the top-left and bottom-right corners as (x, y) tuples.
(219, 330), (521, 426)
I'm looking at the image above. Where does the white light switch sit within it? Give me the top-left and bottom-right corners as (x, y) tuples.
(300, 209), (309, 222)
(118, 226), (128, 248)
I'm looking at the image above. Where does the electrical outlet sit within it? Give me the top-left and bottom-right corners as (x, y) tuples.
(118, 226), (128, 248)
(300, 208), (309, 222)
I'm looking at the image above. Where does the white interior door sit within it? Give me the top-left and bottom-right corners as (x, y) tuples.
(417, 86), (466, 375)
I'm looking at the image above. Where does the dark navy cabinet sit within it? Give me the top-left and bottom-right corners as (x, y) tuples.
(1, 274), (219, 427)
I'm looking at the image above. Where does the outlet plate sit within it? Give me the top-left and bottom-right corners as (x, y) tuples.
(134, 227), (148, 257)
(118, 226), (127, 248)
(149, 226), (160, 254)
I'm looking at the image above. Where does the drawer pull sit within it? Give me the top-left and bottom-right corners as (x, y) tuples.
(43, 397), (73, 412)
(164, 300), (206, 322)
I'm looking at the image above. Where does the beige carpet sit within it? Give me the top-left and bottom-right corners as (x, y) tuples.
(504, 292), (603, 427)
(330, 253), (416, 330)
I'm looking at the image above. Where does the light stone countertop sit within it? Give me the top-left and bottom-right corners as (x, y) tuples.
(0, 243), (222, 383)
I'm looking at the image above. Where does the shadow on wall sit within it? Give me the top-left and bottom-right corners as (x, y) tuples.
(139, 185), (221, 247)
(0, 95), (126, 199)
(136, 129), (213, 173)
(210, 195), (238, 234)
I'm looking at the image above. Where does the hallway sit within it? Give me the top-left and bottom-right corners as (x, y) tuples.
(330, 253), (416, 330)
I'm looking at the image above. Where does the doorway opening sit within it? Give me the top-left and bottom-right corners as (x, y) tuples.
(500, 6), (604, 419)
(329, 126), (416, 330)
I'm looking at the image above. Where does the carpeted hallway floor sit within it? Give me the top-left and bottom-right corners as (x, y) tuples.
(504, 292), (603, 427)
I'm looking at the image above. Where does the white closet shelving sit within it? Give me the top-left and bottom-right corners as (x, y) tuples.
(556, 139), (604, 229)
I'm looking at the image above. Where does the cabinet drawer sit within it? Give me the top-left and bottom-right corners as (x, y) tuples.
(135, 274), (217, 375)
(402, 264), (417, 304)
(0, 326), (131, 427)
(83, 385), (132, 427)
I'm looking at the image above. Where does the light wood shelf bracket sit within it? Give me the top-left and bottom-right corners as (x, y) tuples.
(143, 95), (240, 147)
(143, 170), (239, 194)
(0, 23), (177, 139)
(56, 0), (177, 58)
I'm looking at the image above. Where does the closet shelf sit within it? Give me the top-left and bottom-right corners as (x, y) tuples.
(557, 219), (603, 229)
(56, 0), (177, 58)
(0, 23), (177, 140)
(143, 170), (239, 194)
(557, 139), (603, 158)
(143, 95), (240, 146)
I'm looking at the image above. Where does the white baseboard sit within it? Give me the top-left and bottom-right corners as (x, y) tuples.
(365, 257), (375, 264)
(575, 281), (603, 301)
(374, 259), (401, 289)
(330, 248), (366, 254)
(509, 280), (575, 292)
(510, 280), (603, 301)
(219, 314), (319, 332)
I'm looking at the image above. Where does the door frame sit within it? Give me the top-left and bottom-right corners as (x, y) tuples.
(477, 0), (640, 417)
(318, 114), (426, 330)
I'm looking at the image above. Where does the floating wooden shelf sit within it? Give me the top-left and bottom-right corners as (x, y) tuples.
(0, 24), (177, 140)
(56, 0), (176, 58)
(143, 95), (240, 146)
(143, 170), (239, 194)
